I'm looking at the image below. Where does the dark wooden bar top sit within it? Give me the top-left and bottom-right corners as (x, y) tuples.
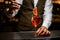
(0, 30), (60, 40)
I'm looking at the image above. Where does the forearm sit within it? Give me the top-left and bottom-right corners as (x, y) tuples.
(42, 11), (52, 29)
(42, 0), (53, 29)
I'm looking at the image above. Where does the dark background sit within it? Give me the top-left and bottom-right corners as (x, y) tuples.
(49, 0), (60, 30)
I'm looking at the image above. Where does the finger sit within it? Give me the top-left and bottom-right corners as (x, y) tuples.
(41, 29), (47, 35)
(12, 3), (18, 6)
(12, 4), (20, 8)
(36, 27), (44, 33)
(36, 28), (40, 34)
(45, 30), (49, 35)
(12, 5), (18, 7)
(12, 2), (15, 5)
(35, 28), (41, 37)
(40, 31), (45, 35)
(37, 28), (44, 36)
(48, 31), (51, 35)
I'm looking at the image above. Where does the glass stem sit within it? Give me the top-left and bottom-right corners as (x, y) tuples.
(35, 27), (36, 31)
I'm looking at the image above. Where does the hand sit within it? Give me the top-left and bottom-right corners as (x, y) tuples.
(35, 26), (51, 37)
(11, 1), (21, 13)
(12, 1), (21, 9)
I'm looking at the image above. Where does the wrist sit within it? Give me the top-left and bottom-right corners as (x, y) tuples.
(41, 25), (48, 29)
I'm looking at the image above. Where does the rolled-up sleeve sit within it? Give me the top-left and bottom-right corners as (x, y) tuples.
(42, 0), (53, 29)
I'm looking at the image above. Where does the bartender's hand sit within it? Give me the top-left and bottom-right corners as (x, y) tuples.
(35, 26), (51, 36)
(11, 1), (21, 13)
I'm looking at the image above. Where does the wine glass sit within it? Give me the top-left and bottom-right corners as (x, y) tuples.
(31, 15), (41, 37)
(31, 7), (41, 31)
(31, 15), (40, 28)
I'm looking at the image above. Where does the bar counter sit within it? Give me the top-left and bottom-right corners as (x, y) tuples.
(0, 30), (60, 40)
